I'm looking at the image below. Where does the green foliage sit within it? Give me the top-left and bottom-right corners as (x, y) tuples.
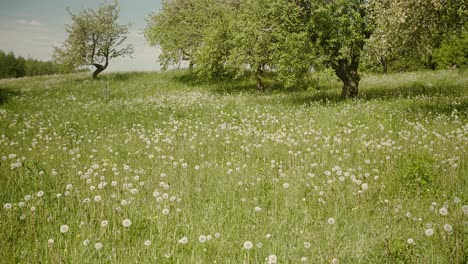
(145, 0), (227, 70)
(53, 1), (133, 78)
(0, 50), (65, 79)
(434, 29), (468, 69)
(145, 0), (466, 96)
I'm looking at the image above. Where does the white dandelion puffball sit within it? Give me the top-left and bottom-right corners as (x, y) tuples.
(425, 228), (434, 237)
(331, 258), (339, 264)
(101, 220), (108, 227)
(3, 203), (12, 210)
(304, 242), (311, 249)
(444, 224), (453, 232)
(162, 208), (169, 215)
(198, 235), (207, 243)
(122, 218), (132, 228)
(94, 195), (102, 202)
(144, 240), (151, 246)
(407, 238), (414, 244)
(48, 239), (54, 246)
(243, 240), (253, 250)
(361, 183), (368, 191)
(94, 242), (103, 250)
(178, 236), (188, 244)
(328, 218), (336, 225)
(83, 239), (90, 246)
(268, 254), (278, 264)
(60, 225), (69, 233)
(439, 207), (448, 216)
(461, 205), (468, 215)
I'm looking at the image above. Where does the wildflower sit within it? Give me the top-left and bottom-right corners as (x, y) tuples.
(37, 191), (44, 197)
(162, 208), (169, 215)
(94, 242), (103, 250)
(206, 234), (212, 240)
(254, 206), (262, 212)
(453, 197), (460, 204)
(301, 257), (308, 262)
(214, 232), (221, 238)
(83, 239), (90, 246)
(257, 242), (263, 248)
(444, 224), (453, 232)
(144, 240), (151, 246)
(304, 242), (311, 249)
(407, 238), (414, 244)
(361, 183), (368, 191)
(267, 254), (277, 264)
(48, 239), (54, 246)
(60, 225), (69, 233)
(439, 207), (448, 216)
(425, 228), (434, 237)
(122, 218), (132, 228)
(243, 240), (253, 250)
(101, 220), (108, 227)
(331, 258), (339, 264)
(462, 205), (468, 215)
(198, 235), (207, 243)
(3, 203), (12, 210)
(328, 218), (336, 225)
(94, 195), (102, 202)
(178, 236), (188, 244)
(283, 183), (289, 189)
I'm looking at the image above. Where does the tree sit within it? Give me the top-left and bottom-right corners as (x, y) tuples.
(308, 0), (374, 98)
(53, 1), (133, 79)
(145, 0), (218, 70)
(226, 0), (313, 90)
(385, 0), (467, 69)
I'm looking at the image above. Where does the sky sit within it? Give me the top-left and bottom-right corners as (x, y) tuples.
(0, 0), (164, 72)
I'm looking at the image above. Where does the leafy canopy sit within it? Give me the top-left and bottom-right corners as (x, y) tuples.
(53, 1), (133, 78)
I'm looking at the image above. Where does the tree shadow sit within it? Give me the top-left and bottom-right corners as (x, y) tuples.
(172, 71), (305, 95)
(0, 87), (21, 105)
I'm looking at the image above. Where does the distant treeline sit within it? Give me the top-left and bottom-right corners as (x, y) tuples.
(0, 50), (81, 79)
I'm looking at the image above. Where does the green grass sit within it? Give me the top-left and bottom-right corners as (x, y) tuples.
(0, 70), (467, 263)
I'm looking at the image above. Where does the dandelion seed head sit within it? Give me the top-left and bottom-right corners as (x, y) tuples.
(178, 236), (188, 244)
(439, 207), (448, 216)
(425, 228), (434, 237)
(94, 242), (103, 250)
(198, 235), (207, 243)
(444, 224), (453, 232)
(267, 254), (277, 264)
(60, 224), (69, 233)
(328, 218), (336, 225)
(243, 240), (253, 250)
(122, 218), (132, 228)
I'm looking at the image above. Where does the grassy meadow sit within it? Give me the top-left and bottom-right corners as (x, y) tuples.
(0, 70), (467, 263)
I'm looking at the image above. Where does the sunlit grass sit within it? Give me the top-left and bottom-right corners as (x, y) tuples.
(0, 69), (467, 263)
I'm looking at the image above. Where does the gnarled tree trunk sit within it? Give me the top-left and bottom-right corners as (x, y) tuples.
(333, 59), (360, 99)
(92, 62), (108, 79)
(255, 65), (264, 91)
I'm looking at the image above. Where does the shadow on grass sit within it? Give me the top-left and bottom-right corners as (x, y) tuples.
(172, 71), (307, 95)
(0, 87), (21, 104)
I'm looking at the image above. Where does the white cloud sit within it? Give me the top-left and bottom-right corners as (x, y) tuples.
(15, 19), (42, 26)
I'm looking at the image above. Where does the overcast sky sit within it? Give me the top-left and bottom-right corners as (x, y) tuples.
(0, 0), (164, 72)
